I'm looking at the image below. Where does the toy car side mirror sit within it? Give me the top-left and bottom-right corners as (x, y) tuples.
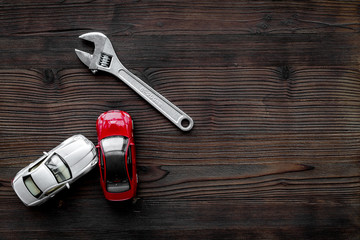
(96, 145), (99, 149)
(65, 183), (70, 189)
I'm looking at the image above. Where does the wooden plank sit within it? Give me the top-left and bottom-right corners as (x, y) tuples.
(0, 1), (359, 69)
(1, 1), (360, 36)
(0, 33), (359, 69)
(0, 198), (358, 239)
(1, 67), (359, 162)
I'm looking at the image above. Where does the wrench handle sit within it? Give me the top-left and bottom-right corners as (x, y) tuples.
(115, 69), (194, 131)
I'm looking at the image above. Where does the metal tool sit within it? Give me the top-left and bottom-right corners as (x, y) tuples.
(75, 32), (194, 131)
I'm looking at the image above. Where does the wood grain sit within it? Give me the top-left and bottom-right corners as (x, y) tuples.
(0, 1), (359, 239)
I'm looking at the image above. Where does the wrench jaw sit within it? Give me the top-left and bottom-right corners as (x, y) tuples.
(75, 32), (118, 74)
(75, 49), (92, 69)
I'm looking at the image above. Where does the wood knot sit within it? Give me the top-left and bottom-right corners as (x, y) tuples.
(263, 14), (272, 22)
(280, 65), (291, 80)
(43, 69), (55, 84)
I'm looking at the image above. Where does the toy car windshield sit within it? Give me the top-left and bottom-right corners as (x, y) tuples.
(45, 154), (72, 183)
(101, 136), (128, 152)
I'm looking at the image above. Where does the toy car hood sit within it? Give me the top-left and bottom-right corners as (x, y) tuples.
(54, 135), (96, 176)
(96, 110), (133, 140)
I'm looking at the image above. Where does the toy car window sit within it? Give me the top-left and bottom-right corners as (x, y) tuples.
(45, 154), (72, 183)
(99, 147), (104, 179)
(99, 148), (104, 167)
(127, 146), (133, 180)
(23, 175), (42, 198)
(29, 158), (45, 172)
(45, 184), (64, 196)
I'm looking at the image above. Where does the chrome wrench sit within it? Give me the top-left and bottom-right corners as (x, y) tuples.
(75, 32), (194, 131)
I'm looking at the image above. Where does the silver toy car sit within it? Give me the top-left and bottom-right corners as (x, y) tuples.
(12, 135), (98, 206)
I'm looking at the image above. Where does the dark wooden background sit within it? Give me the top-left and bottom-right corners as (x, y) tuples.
(0, 1), (359, 239)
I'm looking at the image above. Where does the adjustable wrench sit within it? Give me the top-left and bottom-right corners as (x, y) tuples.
(75, 32), (194, 131)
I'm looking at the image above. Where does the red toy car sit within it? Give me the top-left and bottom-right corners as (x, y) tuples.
(96, 110), (137, 201)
